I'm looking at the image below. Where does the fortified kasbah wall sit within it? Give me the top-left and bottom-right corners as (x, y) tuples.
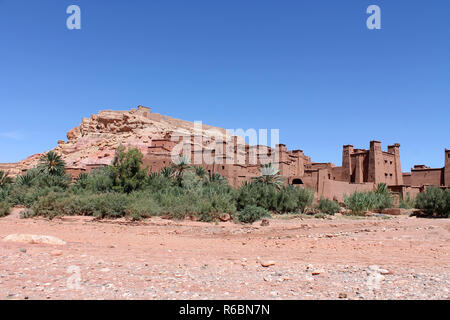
(0, 106), (448, 201)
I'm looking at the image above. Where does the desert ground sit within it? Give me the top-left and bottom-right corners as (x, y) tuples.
(0, 208), (449, 300)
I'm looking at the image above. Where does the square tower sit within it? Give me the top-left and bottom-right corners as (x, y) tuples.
(445, 149), (450, 187)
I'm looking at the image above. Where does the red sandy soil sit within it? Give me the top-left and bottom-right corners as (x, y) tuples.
(0, 208), (449, 300)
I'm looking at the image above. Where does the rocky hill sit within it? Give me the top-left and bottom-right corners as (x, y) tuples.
(2, 106), (237, 176)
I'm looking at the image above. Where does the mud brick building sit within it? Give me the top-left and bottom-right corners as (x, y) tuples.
(2, 106), (448, 202)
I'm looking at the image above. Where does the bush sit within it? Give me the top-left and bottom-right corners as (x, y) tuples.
(36, 173), (71, 189)
(237, 205), (270, 224)
(89, 193), (131, 218)
(415, 187), (449, 217)
(344, 192), (372, 214)
(373, 183), (394, 210)
(31, 192), (132, 219)
(196, 186), (237, 222)
(144, 172), (174, 192)
(0, 201), (11, 217)
(399, 192), (415, 209)
(236, 182), (314, 214)
(7, 185), (65, 207)
(109, 145), (147, 193)
(19, 208), (37, 219)
(317, 198), (341, 215)
(0, 187), (8, 202)
(344, 185), (394, 215)
(236, 182), (277, 211)
(275, 185), (302, 213)
(296, 187), (315, 213)
(31, 192), (73, 219)
(128, 192), (163, 219)
(81, 167), (114, 193)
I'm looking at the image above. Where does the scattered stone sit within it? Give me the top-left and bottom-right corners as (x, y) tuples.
(260, 219), (270, 227)
(260, 260), (276, 267)
(19, 248), (27, 253)
(4, 234), (66, 246)
(311, 269), (324, 275)
(219, 214), (231, 222)
(378, 268), (392, 275)
(50, 250), (63, 257)
(338, 293), (347, 299)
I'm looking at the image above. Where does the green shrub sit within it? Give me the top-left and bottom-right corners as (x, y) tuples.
(297, 187), (315, 213)
(236, 182), (278, 211)
(373, 183), (394, 210)
(181, 171), (203, 191)
(15, 169), (39, 187)
(90, 193), (131, 218)
(399, 192), (415, 209)
(344, 192), (372, 214)
(31, 192), (73, 219)
(196, 186), (237, 222)
(344, 186), (394, 215)
(19, 209), (37, 219)
(0, 201), (11, 217)
(31, 192), (132, 219)
(317, 198), (341, 215)
(0, 187), (8, 202)
(85, 167), (114, 193)
(275, 185), (302, 213)
(237, 205), (270, 224)
(415, 187), (449, 217)
(144, 172), (174, 192)
(0, 170), (13, 188)
(109, 145), (147, 193)
(7, 185), (65, 207)
(128, 192), (163, 219)
(314, 213), (326, 219)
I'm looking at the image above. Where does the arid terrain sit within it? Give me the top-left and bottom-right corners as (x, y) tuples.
(0, 209), (449, 300)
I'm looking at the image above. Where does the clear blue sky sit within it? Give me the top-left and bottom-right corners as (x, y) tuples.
(0, 0), (449, 171)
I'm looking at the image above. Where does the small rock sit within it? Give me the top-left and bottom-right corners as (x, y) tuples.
(378, 268), (392, 275)
(4, 234), (66, 246)
(50, 250), (63, 257)
(260, 219), (270, 227)
(260, 260), (276, 267)
(368, 265), (380, 272)
(338, 293), (347, 299)
(19, 248), (27, 253)
(219, 214), (231, 222)
(311, 269), (324, 275)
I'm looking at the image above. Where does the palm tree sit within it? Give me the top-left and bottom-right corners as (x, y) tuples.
(193, 166), (208, 182)
(171, 155), (191, 184)
(252, 163), (284, 190)
(209, 172), (228, 185)
(160, 167), (173, 178)
(38, 151), (66, 176)
(374, 183), (389, 195)
(15, 169), (39, 187)
(0, 171), (13, 188)
(73, 173), (89, 189)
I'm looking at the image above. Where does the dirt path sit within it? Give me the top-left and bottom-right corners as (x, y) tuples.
(0, 208), (449, 300)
